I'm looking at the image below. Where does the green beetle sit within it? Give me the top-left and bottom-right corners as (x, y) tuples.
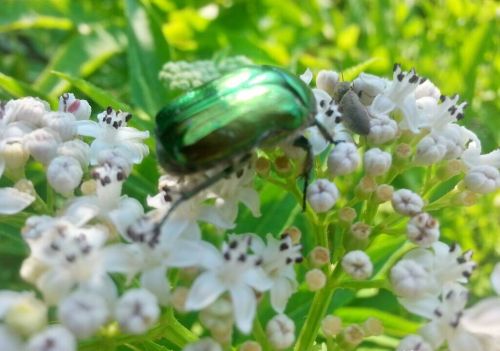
(155, 65), (333, 220)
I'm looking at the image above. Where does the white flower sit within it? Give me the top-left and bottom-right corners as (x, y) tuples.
(250, 233), (302, 313)
(57, 139), (90, 168)
(0, 138), (30, 171)
(0, 186), (35, 214)
(364, 148), (392, 176)
(4, 97), (49, 127)
(58, 290), (109, 339)
(24, 127), (61, 165)
(307, 179), (339, 213)
(391, 259), (431, 299)
(185, 237), (273, 333)
(415, 79), (441, 101)
(461, 297), (500, 338)
(491, 263), (500, 295)
(464, 165), (500, 194)
(342, 250), (373, 280)
(58, 93), (91, 120)
(392, 189), (424, 216)
(21, 216), (111, 304)
(397, 335), (433, 351)
(76, 107), (149, 165)
(42, 111), (77, 141)
(407, 213), (440, 247)
(182, 338), (222, 351)
(316, 70), (339, 96)
(115, 288), (160, 334)
(26, 325), (76, 351)
(0, 325), (24, 351)
(353, 73), (389, 105)
(415, 134), (448, 165)
(327, 142), (360, 176)
(367, 112), (398, 144)
(47, 156), (83, 195)
(266, 314), (295, 350)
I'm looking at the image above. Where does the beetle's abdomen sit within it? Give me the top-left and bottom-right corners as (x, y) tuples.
(156, 66), (316, 174)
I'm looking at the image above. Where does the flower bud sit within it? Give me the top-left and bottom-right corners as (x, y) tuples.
(316, 70), (339, 96)
(362, 317), (384, 336)
(255, 157), (270, 176)
(364, 148), (392, 176)
(80, 179), (97, 195)
(239, 341), (262, 351)
(306, 269), (327, 291)
(57, 140), (90, 168)
(42, 112), (76, 141)
(5, 295), (47, 336)
(350, 222), (372, 240)
(171, 287), (189, 313)
(26, 325), (76, 351)
(464, 165), (500, 194)
(367, 114), (398, 145)
(415, 80), (441, 101)
(342, 251), (373, 280)
(115, 289), (159, 335)
(394, 143), (411, 160)
(407, 213), (439, 247)
(266, 314), (295, 350)
(58, 290), (109, 339)
(1, 140), (29, 171)
(310, 246), (330, 266)
(283, 226), (301, 244)
(390, 260), (429, 298)
(452, 190), (477, 206)
(47, 156), (83, 195)
(24, 128), (61, 165)
(355, 176), (377, 198)
(307, 179), (339, 213)
(342, 325), (364, 346)
(397, 335), (433, 351)
(58, 93), (91, 120)
(415, 134), (447, 165)
(321, 315), (342, 337)
(375, 184), (394, 203)
(20, 256), (48, 285)
(353, 73), (387, 105)
(339, 207), (357, 223)
(4, 97), (49, 126)
(327, 142), (360, 176)
(392, 189), (424, 216)
(274, 155), (292, 174)
(183, 338), (222, 351)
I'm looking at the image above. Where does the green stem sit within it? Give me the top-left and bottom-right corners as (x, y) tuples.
(46, 182), (55, 213)
(253, 317), (274, 351)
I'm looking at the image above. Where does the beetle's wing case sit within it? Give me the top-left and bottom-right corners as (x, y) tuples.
(156, 65), (316, 175)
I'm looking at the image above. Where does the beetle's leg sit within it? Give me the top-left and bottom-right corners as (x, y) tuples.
(293, 135), (313, 211)
(313, 119), (335, 144)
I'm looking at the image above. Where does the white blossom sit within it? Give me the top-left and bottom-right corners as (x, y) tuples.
(4, 97), (49, 127)
(250, 233), (302, 313)
(392, 189), (424, 216)
(415, 134), (448, 165)
(0, 138), (29, 171)
(397, 335), (433, 351)
(367, 112), (398, 144)
(26, 325), (76, 351)
(266, 314), (295, 350)
(115, 288), (160, 334)
(353, 73), (388, 105)
(57, 139), (90, 168)
(185, 237), (273, 333)
(47, 156), (83, 195)
(0, 186), (35, 215)
(407, 213), (440, 247)
(307, 179), (339, 213)
(316, 70), (339, 96)
(58, 93), (91, 120)
(42, 111), (77, 141)
(464, 165), (500, 194)
(76, 107), (149, 165)
(327, 142), (360, 176)
(391, 259), (431, 299)
(24, 127), (61, 165)
(58, 290), (109, 339)
(364, 148), (392, 176)
(342, 250), (373, 280)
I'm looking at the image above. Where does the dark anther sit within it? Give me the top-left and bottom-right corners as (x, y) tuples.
(106, 117), (112, 124)
(337, 106), (343, 113)
(335, 116), (342, 124)
(91, 170), (99, 179)
(255, 258), (263, 266)
(117, 120), (123, 128)
(103, 176), (111, 185)
(113, 121), (119, 129)
(445, 290), (454, 299)
(326, 109), (334, 117)
(397, 73), (404, 82)
(295, 256), (303, 263)
(286, 257), (293, 264)
(163, 193), (172, 202)
(81, 246), (91, 255)
(116, 172), (124, 181)
(236, 169), (244, 178)
(462, 271), (471, 278)
(409, 75), (419, 83)
(434, 309), (442, 317)
(50, 242), (60, 251)
(319, 100), (326, 108)
(456, 113), (464, 120)
(440, 95), (446, 102)
(457, 256), (467, 264)
(280, 232), (289, 239)
(66, 254), (76, 263)
(393, 63), (399, 72)
(125, 113), (133, 122)
(448, 106), (457, 114)
(419, 77), (427, 84)
(106, 106), (113, 114)
(223, 252), (231, 261)
(279, 242), (289, 251)
(229, 240), (238, 249)
(238, 254), (246, 262)
(449, 242), (457, 252)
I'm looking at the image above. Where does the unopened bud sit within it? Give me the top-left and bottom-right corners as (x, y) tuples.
(362, 318), (383, 336)
(80, 179), (97, 195)
(239, 341), (262, 351)
(316, 70), (339, 96)
(275, 155), (292, 174)
(283, 226), (301, 244)
(5, 295), (47, 336)
(395, 143), (411, 160)
(375, 184), (394, 203)
(1, 140), (29, 171)
(356, 176), (377, 198)
(339, 207), (357, 223)
(343, 325), (364, 345)
(321, 315), (342, 337)
(306, 269), (327, 291)
(452, 190), (477, 207)
(171, 287), (189, 313)
(350, 222), (372, 240)
(310, 246), (330, 266)
(255, 157), (270, 176)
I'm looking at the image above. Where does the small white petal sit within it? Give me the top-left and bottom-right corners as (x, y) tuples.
(270, 278), (294, 314)
(185, 271), (226, 310)
(0, 187), (35, 214)
(140, 266), (170, 306)
(491, 263), (500, 295)
(230, 285), (256, 334)
(462, 297), (500, 336)
(299, 68), (313, 84)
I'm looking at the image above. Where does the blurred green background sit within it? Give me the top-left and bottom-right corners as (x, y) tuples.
(0, 0), (499, 347)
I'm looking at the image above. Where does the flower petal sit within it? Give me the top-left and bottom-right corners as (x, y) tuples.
(0, 187), (35, 214)
(238, 188), (261, 217)
(185, 271), (225, 311)
(270, 278), (294, 313)
(243, 267), (273, 292)
(491, 263), (500, 295)
(462, 297), (500, 336)
(230, 285), (256, 334)
(141, 266), (170, 306)
(37, 270), (74, 305)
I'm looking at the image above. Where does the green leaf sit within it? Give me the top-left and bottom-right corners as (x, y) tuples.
(0, 72), (53, 103)
(123, 0), (170, 115)
(343, 58), (380, 81)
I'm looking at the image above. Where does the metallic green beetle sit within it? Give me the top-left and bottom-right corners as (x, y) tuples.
(155, 65), (332, 221)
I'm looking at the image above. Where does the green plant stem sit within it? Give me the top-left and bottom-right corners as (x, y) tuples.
(253, 317), (274, 351)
